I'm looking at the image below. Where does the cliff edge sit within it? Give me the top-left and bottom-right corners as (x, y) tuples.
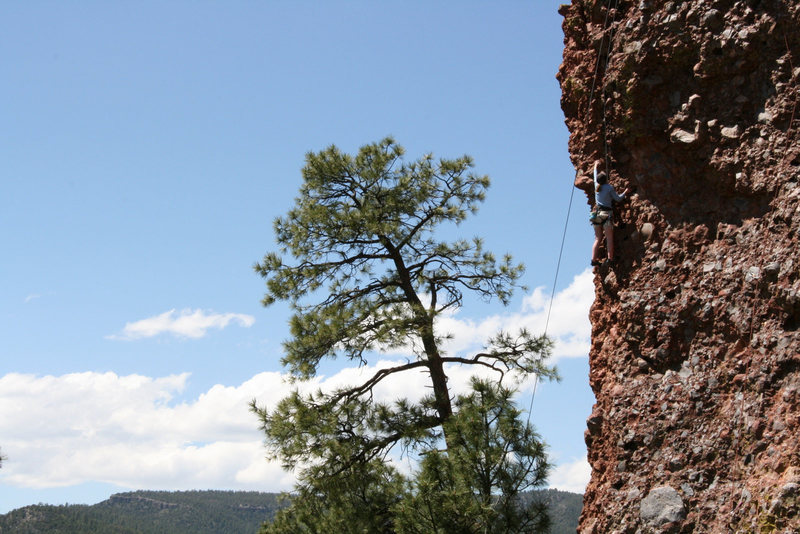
(557, 0), (800, 532)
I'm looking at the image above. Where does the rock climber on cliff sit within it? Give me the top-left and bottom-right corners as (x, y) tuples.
(590, 159), (629, 266)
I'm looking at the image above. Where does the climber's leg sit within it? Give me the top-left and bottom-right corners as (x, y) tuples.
(603, 221), (615, 260)
(592, 224), (604, 264)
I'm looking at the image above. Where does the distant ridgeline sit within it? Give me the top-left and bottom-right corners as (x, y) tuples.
(0, 490), (282, 534)
(0, 489), (582, 534)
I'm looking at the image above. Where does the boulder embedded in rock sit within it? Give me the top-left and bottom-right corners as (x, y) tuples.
(640, 486), (686, 526)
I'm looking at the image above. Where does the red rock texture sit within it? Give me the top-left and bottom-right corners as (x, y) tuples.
(558, 0), (800, 532)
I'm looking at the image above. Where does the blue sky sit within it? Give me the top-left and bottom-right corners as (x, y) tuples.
(1, 1), (596, 513)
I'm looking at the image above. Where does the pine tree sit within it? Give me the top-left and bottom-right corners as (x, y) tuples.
(394, 379), (550, 533)
(251, 138), (557, 533)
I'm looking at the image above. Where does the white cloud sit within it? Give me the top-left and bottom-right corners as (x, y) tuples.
(0, 368), (593, 494)
(0, 362), (541, 492)
(109, 309), (256, 340)
(0, 371), (290, 491)
(548, 456), (591, 494)
(433, 268), (593, 363)
(0, 271), (595, 494)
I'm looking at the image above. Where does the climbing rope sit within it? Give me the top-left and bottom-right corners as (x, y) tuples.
(526, 0), (619, 422)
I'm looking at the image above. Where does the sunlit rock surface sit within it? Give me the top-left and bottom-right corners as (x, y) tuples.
(558, 0), (800, 531)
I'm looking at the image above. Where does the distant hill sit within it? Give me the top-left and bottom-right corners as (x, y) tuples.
(528, 489), (584, 534)
(0, 488), (581, 533)
(0, 491), (283, 534)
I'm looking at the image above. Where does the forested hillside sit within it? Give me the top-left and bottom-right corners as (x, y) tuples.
(0, 489), (581, 533)
(0, 490), (282, 534)
(529, 489), (584, 534)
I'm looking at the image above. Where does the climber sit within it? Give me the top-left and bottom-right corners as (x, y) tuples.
(590, 159), (630, 266)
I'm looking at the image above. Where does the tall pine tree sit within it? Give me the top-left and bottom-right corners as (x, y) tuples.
(252, 138), (556, 533)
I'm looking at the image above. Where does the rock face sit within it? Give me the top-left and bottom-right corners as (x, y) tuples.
(558, 0), (799, 532)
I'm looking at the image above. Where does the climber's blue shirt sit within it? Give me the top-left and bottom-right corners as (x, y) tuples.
(595, 167), (625, 210)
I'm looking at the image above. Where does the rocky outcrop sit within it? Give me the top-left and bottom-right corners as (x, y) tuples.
(558, 0), (799, 532)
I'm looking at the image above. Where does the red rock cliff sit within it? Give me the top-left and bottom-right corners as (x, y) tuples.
(557, 0), (800, 532)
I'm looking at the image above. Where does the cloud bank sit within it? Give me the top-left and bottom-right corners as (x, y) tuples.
(1, 270), (593, 495)
(548, 456), (591, 494)
(0, 368), (592, 494)
(0, 371), (292, 491)
(434, 268), (593, 363)
(109, 309), (256, 340)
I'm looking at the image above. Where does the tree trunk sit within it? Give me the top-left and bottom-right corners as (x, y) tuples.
(380, 236), (453, 429)
(424, 336), (453, 422)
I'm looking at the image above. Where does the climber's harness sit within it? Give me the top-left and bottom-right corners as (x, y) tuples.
(589, 204), (612, 225)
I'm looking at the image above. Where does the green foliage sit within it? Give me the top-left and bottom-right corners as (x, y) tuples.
(261, 459), (405, 534)
(261, 380), (554, 534)
(252, 138), (558, 533)
(527, 490), (583, 534)
(252, 136), (555, 448)
(255, 137), (530, 375)
(0, 491), (282, 534)
(0, 504), (137, 534)
(393, 379), (550, 534)
(0, 489), (583, 534)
